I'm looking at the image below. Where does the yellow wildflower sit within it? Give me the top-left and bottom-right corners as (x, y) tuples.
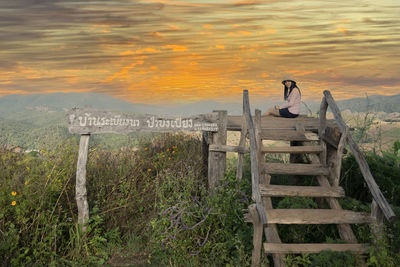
(144, 147), (148, 151)
(11, 191), (17, 196)
(25, 181), (28, 185)
(26, 166), (30, 171)
(172, 151), (175, 154)
(11, 201), (16, 206)
(147, 168), (152, 172)
(167, 148), (169, 152)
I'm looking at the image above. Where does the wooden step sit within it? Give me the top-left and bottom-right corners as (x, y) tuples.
(261, 129), (319, 141)
(265, 209), (373, 224)
(244, 209), (373, 224)
(264, 243), (368, 254)
(263, 163), (329, 176)
(262, 145), (322, 154)
(260, 184), (345, 198)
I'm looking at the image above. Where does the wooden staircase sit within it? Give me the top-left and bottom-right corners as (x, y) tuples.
(241, 90), (396, 267)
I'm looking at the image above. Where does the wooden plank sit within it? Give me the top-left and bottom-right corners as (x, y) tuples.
(208, 111), (227, 190)
(319, 97), (328, 166)
(243, 90), (268, 225)
(260, 184), (345, 198)
(255, 110), (286, 267)
(68, 108), (219, 134)
(201, 131), (210, 177)
(324, 90), (396, 223)
(236, 113), (247, 181)
(255, 110), (264, 184)
(334, 126), (349, 187)
(263, 162), (329, 176)
(244, 209), (373, 224)
(227, 115), (337, 131)
(76, 134), (90, 231)
(265, 209), (373, 224)
(249, 204), (263, 267)
(305, 152), (359, 243)
(264, 243), (369, 254)
(319, 96), (328, 138)
(261, 129), (319, 141)
(371, 200), (384, 245)
(262, 145), (322, 154)
(209, 144), (249, 153)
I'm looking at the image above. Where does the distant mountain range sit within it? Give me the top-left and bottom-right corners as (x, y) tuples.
(0, 92), (398, 149)
(334, 94), (400, 114)
(1, 92), (399, 118)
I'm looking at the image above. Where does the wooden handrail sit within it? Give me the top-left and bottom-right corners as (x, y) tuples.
(322, 90), (396, 223)
(243, 90), (268, 225)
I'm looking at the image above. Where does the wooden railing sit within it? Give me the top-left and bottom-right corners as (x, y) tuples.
(320, 90), (396, 223)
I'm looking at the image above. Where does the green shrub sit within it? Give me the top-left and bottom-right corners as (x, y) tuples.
(149, 172), (253, 266)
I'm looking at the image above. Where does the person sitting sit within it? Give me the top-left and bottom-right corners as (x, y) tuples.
(264, 79), (301, 118)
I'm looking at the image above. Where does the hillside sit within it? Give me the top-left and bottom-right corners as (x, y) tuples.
(0, 92), (399, 149)
(1, 93), (399, 119)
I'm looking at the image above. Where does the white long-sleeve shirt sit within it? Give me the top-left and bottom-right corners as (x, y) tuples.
(280, 87), (301, 114)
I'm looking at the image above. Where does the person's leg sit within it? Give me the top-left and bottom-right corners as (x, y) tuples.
(263, 108), (280, 116)
(278, 108), (299, 118)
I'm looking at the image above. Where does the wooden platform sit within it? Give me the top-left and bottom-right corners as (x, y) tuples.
(220, 90), (395, 267)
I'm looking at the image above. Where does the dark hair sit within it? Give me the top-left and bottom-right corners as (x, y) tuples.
(283, 80), (301, 100)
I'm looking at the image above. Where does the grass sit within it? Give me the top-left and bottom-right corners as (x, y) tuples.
(1, 132), (399, 266)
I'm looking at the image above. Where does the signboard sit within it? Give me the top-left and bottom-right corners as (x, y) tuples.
(67, 108), (219, 134)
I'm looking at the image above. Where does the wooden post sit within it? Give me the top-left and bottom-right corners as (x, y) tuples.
(243, 91), (267, 223)
(237, 113), (247, 181)
(334, 126), (349, 187)
(371, 200), (384, 244)
(319, 97), (328, 166)
(306, 153), (358, 243)
(76, 134), (90, 231)
(289, 123), (306, 184)
(202, 131), (210, 177)
(208, 110), (227, 190)
(249, 204), (263, 267)
(257, 110), (286, 267)
(323, 90), (396, 223)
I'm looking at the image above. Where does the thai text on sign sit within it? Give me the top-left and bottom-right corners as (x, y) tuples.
(67, 108), (219, 134)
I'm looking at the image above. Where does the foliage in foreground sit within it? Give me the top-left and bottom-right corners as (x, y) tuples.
(1, 135), (399, 266)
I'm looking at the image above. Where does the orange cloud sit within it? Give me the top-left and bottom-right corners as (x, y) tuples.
(163, 45), (188, 52)
(119, 50), (135, 56)
(148, 32), (163, 38)
(267, 51), (291, 55)
(124, 58), (248, 103)
(203, 24), (213, 29)
(334, 28), (349, 35)
(136, 48), (160, 54)
(105, 61), (144, 82)
(168, 24), (180, 30)
(286, 69), (319, 76)
(237, 31), (252, 35)
(267, 29), (276, 34)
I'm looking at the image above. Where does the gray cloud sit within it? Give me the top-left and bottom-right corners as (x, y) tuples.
(1, 0), (399, 101)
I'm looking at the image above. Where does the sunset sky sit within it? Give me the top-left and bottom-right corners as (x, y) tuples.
(0, 0), (399, 105)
